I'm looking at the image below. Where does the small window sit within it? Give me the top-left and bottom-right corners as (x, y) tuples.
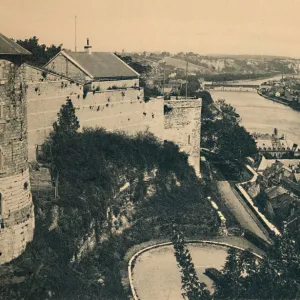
(188, 135), (191, 145)
(24, 182), (28, 190)
(0, 192), (2, 216)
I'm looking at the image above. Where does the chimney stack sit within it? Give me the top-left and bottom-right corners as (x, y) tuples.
(84, 38), (92, 54)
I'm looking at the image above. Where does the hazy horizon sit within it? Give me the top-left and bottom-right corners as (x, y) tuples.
(2, 0), (300, 59)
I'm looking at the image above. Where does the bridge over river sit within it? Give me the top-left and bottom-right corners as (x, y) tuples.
(205, 83), (260, 92)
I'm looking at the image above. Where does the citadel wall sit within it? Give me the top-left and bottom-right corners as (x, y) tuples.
(164, 99), (202, 176)
(26, 66), (164, 161)
(91, 78), (140, 90)
(0, 59), (34, 264)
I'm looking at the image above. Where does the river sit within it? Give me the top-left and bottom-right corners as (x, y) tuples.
(210, 89), (300, 144)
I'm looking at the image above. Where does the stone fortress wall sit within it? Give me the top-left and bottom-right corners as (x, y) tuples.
(26, 65), (201, 173)
(0, 62), (201, 264)
(0, 59), (34, 264)
(26, 65), (165, 161)
(164, 99), (202, 177)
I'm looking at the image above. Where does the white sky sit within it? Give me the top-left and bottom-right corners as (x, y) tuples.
(2, 0), (300, 57)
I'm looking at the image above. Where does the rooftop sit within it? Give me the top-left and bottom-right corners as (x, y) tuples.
(256, 139), (296, 151)
(257, 158), (300, 172)
(62, 50), (139, 79)
(265, 186), (288, 200)
(0, 33), (31, 56)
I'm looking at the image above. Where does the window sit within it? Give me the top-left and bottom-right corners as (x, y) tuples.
(188, 135), (191, 145)
(24, 182), (28, 190)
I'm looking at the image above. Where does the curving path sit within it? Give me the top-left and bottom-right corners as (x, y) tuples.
(130, 240), (262, 300)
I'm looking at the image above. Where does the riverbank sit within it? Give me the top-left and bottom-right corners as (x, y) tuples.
(223, 73), (280, 84)
(210, 90), (300, 146)
(257, 90), (300, 112)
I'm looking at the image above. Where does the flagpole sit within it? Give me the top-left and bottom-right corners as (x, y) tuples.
(75, 16), (77, 52)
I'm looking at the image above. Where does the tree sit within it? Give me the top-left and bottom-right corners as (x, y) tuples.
(196, 91), (214, 118)
(201, 99), (257, 162)
(115, 54), (152, 75)
(15, 36), (62, 66)
(214, 248), (243, 299)
(41, 98), (79, 163)
(162, 51), (171, 57)
(53, 98), (80, 137)
(180, 78), (200, 97)
(217, 125), (257, 162)
(215, 227), (300, 300)
(171, 224), (211, 300)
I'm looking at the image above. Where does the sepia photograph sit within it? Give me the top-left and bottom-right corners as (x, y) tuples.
(0, 0), (300, 299)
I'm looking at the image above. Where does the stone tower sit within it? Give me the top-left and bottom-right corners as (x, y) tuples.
(0, 33), (34, 264)
(164, 98), (202, 177)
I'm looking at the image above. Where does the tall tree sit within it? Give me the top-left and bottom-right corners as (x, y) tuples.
(41, 98), (79, 164)
(215, 227), (300, 300)
(180, 77), (200, 97)
(201, 98), (257, 162)
(53, 98), (80, 137)
(171, 224), (211, 300)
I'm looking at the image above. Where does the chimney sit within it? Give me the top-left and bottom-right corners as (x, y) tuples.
(84, 38), (92, 54)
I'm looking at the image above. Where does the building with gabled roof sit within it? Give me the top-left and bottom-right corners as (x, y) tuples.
(44, 39), (140, 90)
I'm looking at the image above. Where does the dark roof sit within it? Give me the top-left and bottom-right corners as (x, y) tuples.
(275, 193), (296, 209)
(265, 186), (287, 199)
(0, 33), (31, 55)
(63, 51), (139, 79)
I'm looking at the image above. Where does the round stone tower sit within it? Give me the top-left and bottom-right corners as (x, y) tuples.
(0, 33), (35, 264)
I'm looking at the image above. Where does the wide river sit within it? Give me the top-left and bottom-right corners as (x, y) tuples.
(210, 83), (300, 144)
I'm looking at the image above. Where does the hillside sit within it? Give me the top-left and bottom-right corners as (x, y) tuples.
(160, 57), (211, 73)
(125, 52), (300, 76)
(0, 128), (218, 300)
